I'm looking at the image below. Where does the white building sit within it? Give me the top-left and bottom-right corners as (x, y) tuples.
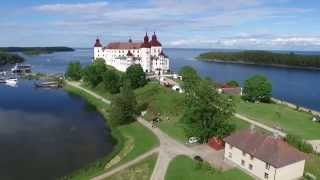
(93, 32), (170, 74)
(224, 129), (306, 180)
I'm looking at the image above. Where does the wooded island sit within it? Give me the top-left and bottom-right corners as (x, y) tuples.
(197, 51), (320, 69)
(0, 47), (74, 55)
(0, 52), (24, 65)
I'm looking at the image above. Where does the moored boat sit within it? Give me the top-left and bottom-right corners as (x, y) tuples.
(11, 64), (32, 73)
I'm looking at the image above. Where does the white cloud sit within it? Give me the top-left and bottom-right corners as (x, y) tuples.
(168, 35), (320, 50)
(33, 1), (109, 14)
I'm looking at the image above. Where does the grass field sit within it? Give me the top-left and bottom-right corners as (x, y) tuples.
(165, 155), (252, 180)
(234, 96), (320, 140)
(105, 153), (158, 180)
(305, 153), (320, 179)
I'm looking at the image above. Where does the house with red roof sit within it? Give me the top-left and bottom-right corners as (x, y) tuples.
(93, 32), (170, 74)
(224, 128), (306, 180)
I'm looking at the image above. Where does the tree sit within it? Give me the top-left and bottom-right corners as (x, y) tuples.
(81, 61), (106, 87)
(65, 62), (82, 81)
(181, 79), (235, 142)
(242, 75), (272, 103)
(179, 66), (201, 93)
(226, 80), (239, 87)
(109, 80), (138, 126)
(125, 64), (147, 89)
(102, 69), (121, 94)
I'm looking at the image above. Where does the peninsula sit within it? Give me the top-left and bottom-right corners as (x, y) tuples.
(0, 47), (74, 55)
(197, 50), (320, 70)
(0, 51), (24, 65)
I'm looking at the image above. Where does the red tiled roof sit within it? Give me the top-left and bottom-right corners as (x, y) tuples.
(224, 129), (305, 168)
(106, 42), (143, 49)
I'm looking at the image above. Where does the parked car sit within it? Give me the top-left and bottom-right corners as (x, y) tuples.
(187, 137), (200, 144)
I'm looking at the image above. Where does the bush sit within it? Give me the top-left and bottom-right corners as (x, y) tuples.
(285, 134), (314, 153)
(125, 64), (147, 89)
(65, 62), (82, 81)
(102, 69), (121, 94)
(82, 61), (106, 87)
(242, 75), (272, 103)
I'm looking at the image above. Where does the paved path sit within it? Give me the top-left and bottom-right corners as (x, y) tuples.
(234, 113), (287, 137)
(66, 81), (111, 105)
(92, 148), (159, 180)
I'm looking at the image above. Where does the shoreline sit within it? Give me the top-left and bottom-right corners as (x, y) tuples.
(197, 58), (320, 71)
(62, 83), (125, 179)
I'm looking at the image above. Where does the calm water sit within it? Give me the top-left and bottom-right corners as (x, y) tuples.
(22, 48), (320, 111)
(0, 80), (113, 180)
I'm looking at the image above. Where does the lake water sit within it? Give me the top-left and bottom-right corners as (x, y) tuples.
(0, 80), (113, 180)
(23, 48), (320, 111)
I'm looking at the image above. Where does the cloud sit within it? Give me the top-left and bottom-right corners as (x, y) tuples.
(168, 34), (320, 50)
(33, 1), (109, 14)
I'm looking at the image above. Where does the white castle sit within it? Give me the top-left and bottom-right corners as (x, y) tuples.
(93, 32), (170, 74)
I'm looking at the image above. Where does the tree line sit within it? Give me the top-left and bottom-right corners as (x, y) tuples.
(0, 52), (24, 66)
(65, 58), (147, 126)
(0, 47), (74, 55)
(198, 50), (320, 68)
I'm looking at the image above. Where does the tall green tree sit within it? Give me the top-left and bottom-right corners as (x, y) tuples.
(181, 79), (235, 142)
(109, 80), (138, 126)
(65, 62), (82, 81)
(81, 61), (106, 87)
(226, 80), (239, 87)
(102, 69), (121, 94)
(179, 66), (201, 93)
(242, 75), (272, 103)
(125, 64), (147, 89)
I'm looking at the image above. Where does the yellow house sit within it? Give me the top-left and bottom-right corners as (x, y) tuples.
(224, 129), (306, 180)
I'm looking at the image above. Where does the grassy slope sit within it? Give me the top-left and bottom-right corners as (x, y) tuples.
(135, 82), (249, 142)
(63, 84), (159, 180)
(105, 153), (158, 180)
(234, 96), (320, 140)
(165, 155), (252, 180)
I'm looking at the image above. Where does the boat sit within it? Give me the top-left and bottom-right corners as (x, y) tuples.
(0, 77), (6, 83)
(5, 78), (18, 87)
(11, 64), (32, 73)
(34, 81), (61, 89)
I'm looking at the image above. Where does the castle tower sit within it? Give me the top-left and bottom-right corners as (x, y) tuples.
(140, 32), (151, 72)
(93, 38), (103, 60)
(150, 32), (162, 57)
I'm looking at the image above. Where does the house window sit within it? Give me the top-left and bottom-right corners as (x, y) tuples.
(228, 152), (232, 158)
(249, 164), (253, 170)
(265, 163), (270, 170)
(264, 173), (269, 179)
(241, 160), (245, 166)
(250, 155), (254, 160)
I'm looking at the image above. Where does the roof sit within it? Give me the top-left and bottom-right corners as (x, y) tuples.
(151, 33), (162, 47)
(106, 42), (143, 49)
(224, 129), (305, 168)
(94, 38), (102, 47)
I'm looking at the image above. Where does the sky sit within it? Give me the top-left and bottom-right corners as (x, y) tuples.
(0, 0), (320, 50)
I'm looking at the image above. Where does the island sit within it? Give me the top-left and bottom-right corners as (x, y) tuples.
(197, 50), (320, 70)
(0, 47), (74, 55)
(0, 51), (24, 65)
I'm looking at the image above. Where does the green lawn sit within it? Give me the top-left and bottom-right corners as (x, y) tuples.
(165, 155), (252, 180)
(235, 96), (320, 140)
(305, 153), (320, 179)
(105, 153), (158, 180)
(116, 122), (159, 165)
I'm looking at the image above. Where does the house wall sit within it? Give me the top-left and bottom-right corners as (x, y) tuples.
(275, 160), (305, 180)
(224, 143), (277, 180)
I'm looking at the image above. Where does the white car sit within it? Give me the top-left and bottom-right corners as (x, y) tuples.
(187, 137), (200, 144)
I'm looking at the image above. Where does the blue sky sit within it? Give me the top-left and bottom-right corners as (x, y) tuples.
(1, 0), (320, 50)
